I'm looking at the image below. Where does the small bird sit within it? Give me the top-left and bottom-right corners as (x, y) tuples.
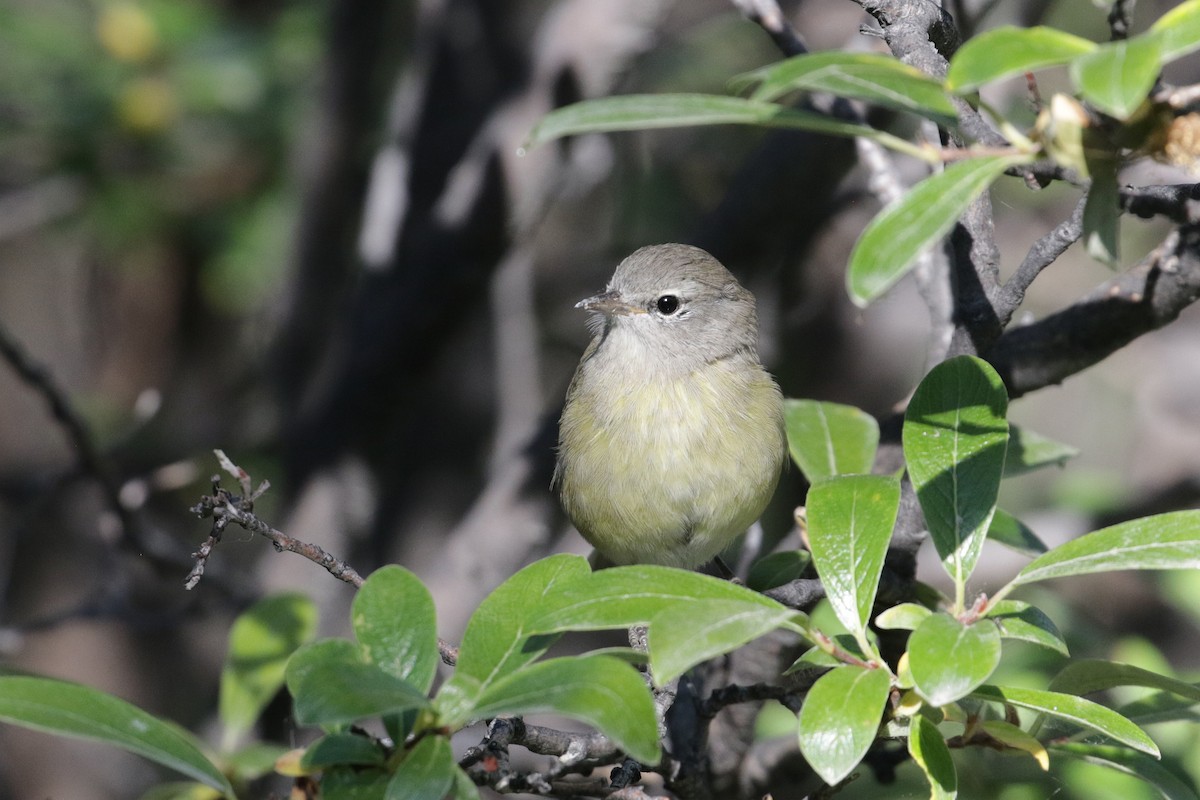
(554, 244), (786, 569)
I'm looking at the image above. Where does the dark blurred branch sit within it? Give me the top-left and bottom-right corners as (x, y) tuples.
(1121, 183), (1200, 225)
(730, 0), (807, 56)
(988, 222), (1200, 398)
(1108, 0), (1135, 40)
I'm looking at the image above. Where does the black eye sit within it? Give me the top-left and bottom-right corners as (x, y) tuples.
(656, 295), (680, 315)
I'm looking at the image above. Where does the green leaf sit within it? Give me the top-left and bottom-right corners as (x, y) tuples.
(469, 655), (659, 764)
(807, 475), (901, 638)
(783, 399), (880, 481)
(1118, 689), (1200, 726)
(451, 766), (481, 800)
(1151, 0), (1200, 62)
(875, 602), (932, 631)
(225, 742), (290, 779)
(1005, 426), (1079, 476)
(0, 676), (233, 796)
(908, 713), (957, 798)
(386, 735), (455, 800)
(987, 510), (1049, 557)
(1083, 150), (1121, 266)
(738, 51), (958, 126)
(797, 665), (892, 786)
(1012, 511), (1200, 587)
(531, 563), (789, 633)
(945, 26), (1097, 92)
(286, 642), (429, 727)
(321, 766), (390, 800)
(909, 614), (1002, 706)
(354, 566), (439, 693)
(1052, 743), (1199, 800)
(904, 356), (1009, 596)
(524, 94), (926, 158)
(302, 732), (386, 768)
(137, 782), (224, 800)
(1070, 36), (1161, 120)
(979, 720), (1049, 770)
(454, 554), (587, 691)
(647, 599), (802, 685)
(972, 685), (1158, 756)
(220, 592), (317, 749)
(746, 550), (811, 592)
(848, 156), (1029, 306)
(1049, 659), (1200, 702)
(986, 600), (1068, 656)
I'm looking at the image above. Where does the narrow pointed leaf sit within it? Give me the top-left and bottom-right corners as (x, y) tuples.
(1052, 743), (1199, 800)
(980, 720), (1049, 770)
(1069, 36), (1161, 120)
(798, 665), (892, 786)
(784, 399), (880, 481)
(807, 475), (901, 636)
(747, 550), (811, 592)
(1082, 151), (1121, 266)
(1152, 0), (1200, 62)
(848, 156), (1029, 305)
(0, 676), (233, 795)
(972, 685), (1158, 756)
(986, 600), (1068, 655)
(1013, 511), (1200, 586)
(1118, 688), (1200, 726)
(875, 602), (932, 631)
(909, 614), (1001, 706)
(904, 355), (1009, 589)
(909, 713), (957, 798)
(385, 735), (455, 800)
(354, 566), (439, 693)
(220, 592), (317, 747)
(524, 94), (922, 155)
(1049, 660), (1200, 702)
(738, 51), (957, 126)
(1005, 426), (1079, 476)
(987, 510), (1049, 557)
(647, 599), (800, 685)
(470, 656), (659, 764)
(286, 643), (429, 726)
(946, 26), (1096, 92)
(454, 554), (588, 691)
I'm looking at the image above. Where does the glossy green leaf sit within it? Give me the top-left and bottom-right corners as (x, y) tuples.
(321, 766), (390, 800)
(469, 655), (659, 764)
(986, 600), (1068, 655)
(0, 676), (232, 796)
(909, 713), (957, 798)
(531, 563), (789, 632)
(875, 602), (932, 631)
(524, 94), (924, 157)
(972, 685), (1158, 756)
(797, 665), (891, 786)
(783, 399), (880, 481)
(647, 599), (801, 685)
(220, 592), (317, 748)
(738, 51), (957, 126)
(386, 735), (455, 800)
(904, 356), (1009, 594)
(909, 614), (1002, 706)
(848, 156), (1029, 306)
(807, 475), (900, 637)
(945, 26), (1096, 92)
(454, 554), (587, 691)
(1117, 688), (1200, 727)
(354, 566), (439, 693)
(1049, 659), (1200, 702)
(1151, 0), (1200, 62)
(747, 550), (811, 591)
(1013, 511), (1200, 586)
(286, 642), (429, 726)
(1005, 426), (1079, 476)
(980, 720), (1048, 770)
(987, 510), (1049, 557)
(1083, 151), (1121, 266)
(1052, 743), (1199, 800)
(302, 733), (386, 768)
(1070, 36), (1161, 120)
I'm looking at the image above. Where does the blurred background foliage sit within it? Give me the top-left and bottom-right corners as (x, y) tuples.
(0, 0), (1198, 797)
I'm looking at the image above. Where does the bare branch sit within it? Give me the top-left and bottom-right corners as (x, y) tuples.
(729, 0), (808, 56)
(1108, 0), (1136, 41)
(1121, 183), (1200, 225)
(994, 196), (1088, 322)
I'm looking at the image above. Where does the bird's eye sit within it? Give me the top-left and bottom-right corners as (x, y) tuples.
(655, 295), (680, 315)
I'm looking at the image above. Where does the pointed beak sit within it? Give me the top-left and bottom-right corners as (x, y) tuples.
(575, 290), (644, 316)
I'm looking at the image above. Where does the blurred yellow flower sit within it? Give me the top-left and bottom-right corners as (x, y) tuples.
(97, 2), (159, 63)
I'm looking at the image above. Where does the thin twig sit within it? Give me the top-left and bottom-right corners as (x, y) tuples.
(1108, 0), (1136, 41)
(729, 0), (807, 56)
(994, 195), (1087, 322)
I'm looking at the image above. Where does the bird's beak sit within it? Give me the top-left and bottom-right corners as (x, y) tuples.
(575, 290), (644, 316)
